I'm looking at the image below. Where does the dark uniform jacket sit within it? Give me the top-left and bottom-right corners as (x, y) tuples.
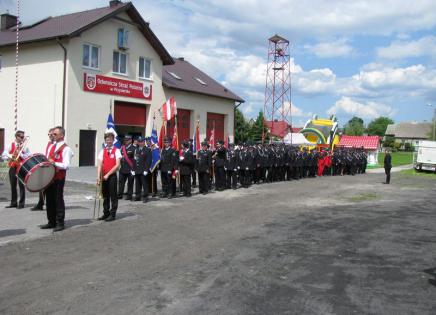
(133, 146), (152, 174)
(225, 149), (238, 170)
(196, 150), (211, 172)
(384, 154), (392, 169)
(160, 147), (178, 172)
(179, 149), (196, 175)
(214, 147), (227, 167)
(120, 144), (135, 174)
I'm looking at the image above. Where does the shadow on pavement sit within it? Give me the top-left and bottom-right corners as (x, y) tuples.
(0, 229), (26, 238)
(423, 268), (436, 286)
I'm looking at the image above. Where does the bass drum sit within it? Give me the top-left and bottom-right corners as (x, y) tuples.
(16, 154), (55, 192)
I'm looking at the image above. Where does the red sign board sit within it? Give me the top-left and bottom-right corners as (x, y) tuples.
(83, 73), (152, 100)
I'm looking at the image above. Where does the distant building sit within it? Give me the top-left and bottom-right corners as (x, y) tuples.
(384, 122), (432, 148)
(337, 135), (380, 165)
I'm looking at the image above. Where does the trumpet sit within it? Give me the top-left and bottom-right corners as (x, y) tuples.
(93, 172), (103, 220)
(0, 136), (29, 181)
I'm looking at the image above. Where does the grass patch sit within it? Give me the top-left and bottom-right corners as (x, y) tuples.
(372, 151), (414, 168)
(399, 169), (436, 178)
(346, 192), (379, 202)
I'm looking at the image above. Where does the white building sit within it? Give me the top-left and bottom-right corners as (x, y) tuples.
(0, 1), (243, 166)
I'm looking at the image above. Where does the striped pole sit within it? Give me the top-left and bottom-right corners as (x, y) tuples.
(14, 0), (20, 131)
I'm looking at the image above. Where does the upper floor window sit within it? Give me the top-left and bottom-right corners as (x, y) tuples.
(118, 28), (129, 50)
(139, 57), (152, 80)
(82, 44), (100, 69)
(113, 51), (127, 75)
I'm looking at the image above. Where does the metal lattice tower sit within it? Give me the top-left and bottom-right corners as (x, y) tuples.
(263, 34), (292, 142)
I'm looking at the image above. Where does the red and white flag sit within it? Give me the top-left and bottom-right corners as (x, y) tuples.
(161, 97), (177, 121)
(172, 123), (179, 150)
(209, 127), (215, 150)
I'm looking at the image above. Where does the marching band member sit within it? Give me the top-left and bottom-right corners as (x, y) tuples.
(97, 133), (121, 221)
(32, 128), (55, 211)
(42, 126), (73, 231)
(2, 130), (30, 209)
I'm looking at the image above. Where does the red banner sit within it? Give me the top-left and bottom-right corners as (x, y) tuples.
(83, 73), (152, 100)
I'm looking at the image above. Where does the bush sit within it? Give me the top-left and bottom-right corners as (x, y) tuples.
(404, 143), (411, 151)
(394, 142), (402, 150)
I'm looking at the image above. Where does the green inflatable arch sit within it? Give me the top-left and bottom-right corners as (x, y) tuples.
(300, 127), (327, 144)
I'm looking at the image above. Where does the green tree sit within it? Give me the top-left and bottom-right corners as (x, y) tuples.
(234, 108), (250, 143)
(366, 116), (394, 137)
(248, 111), (265, 142)
(344, 116), (365, 136)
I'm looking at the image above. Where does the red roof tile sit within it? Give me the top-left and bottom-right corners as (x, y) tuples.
(264, 121), (291, 138)
(338, 135), (380, 150)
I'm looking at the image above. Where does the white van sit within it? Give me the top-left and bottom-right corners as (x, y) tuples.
(414, 140), (436, 172)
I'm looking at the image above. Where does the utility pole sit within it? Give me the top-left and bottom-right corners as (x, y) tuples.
(427, 103), (436, 141)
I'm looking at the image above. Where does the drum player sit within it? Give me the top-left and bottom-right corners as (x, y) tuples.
(41, 126), (73, 232)
(2, 130), (31, 209)
(31, 128), (55, 211)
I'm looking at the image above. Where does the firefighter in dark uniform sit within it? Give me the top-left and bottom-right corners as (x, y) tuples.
(189, 139), (197, 188)
(118, 135), (135, 200)
(160, 137), (178, 198)
(133, 137), (152, 202)
(225, 143), (238, 189)
(179, 140), (195, 197)
(196, 141), (211, 194)
(147, 138), (159, 197)
(214, 140), (227, 191)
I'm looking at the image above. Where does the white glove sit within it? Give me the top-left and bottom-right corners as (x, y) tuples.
(234, 169), (237, 172)
(237, 166), (240, 170)
(131, 171), (135, 176)
(167, 171), (172, 174)
(180, 156), (184, 161)
(143, 171), (148, 176)
(245, 167), (249, 170)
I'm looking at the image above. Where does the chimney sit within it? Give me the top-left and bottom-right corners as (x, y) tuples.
(1, 13), (17, 31)
(109, 0), (122, 8)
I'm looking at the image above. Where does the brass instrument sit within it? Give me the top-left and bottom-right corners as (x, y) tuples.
(0, 136), (29, 181)
(93, 172), (103, 220)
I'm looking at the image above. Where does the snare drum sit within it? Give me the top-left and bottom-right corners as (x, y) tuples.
(16, 154), (55, 192)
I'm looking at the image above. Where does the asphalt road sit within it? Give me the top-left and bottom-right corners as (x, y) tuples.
(0, 172), (436, 314)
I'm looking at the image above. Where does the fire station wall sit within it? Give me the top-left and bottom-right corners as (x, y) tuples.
(162, 89), (235, 143)
(66, 12), (167, 166)
(0, 41), (64, 155)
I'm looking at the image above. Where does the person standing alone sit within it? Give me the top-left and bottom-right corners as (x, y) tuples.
(384, 150), (392, 184)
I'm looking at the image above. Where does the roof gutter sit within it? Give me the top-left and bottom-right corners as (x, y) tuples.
(56, 38), (67, 128)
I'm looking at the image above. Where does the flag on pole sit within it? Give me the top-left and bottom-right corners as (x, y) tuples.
(192, 120), (200, 153)
(225, 135), (230, 148)
(209, 123), (215, 150)
(158, 120), (166, 148)
(151, 119), (158, 146)
(172, 122), (179, 150)
(161, 97), (177, 121)
(105, 113), (121, 148)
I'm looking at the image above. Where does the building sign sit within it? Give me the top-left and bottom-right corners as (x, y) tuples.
(83, 73), (152, 100)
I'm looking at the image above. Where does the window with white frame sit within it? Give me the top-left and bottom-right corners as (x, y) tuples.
(139, 57), (152, 79)
(113, 51), (127, 74)
(82, 44), (100, 69)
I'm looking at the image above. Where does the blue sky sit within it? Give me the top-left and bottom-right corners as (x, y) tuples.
(2, 0), (436, 127)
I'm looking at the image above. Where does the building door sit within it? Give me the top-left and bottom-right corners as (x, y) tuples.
(0, 129), (4, 155)
(114, 101), (147, 137)
(79, 130), (96, 166)
(207, 113), (225, 142)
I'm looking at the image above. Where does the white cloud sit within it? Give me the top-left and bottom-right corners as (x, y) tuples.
(376, 36), (436, 59)
(294, 68), (336, 95)
(304, 38), (355, 58)
(327, 97), (395, 119)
